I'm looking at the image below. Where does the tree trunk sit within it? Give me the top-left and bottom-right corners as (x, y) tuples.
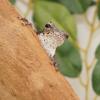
(0, 0), (79, 100)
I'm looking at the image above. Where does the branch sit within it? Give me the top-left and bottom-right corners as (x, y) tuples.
(0, 0), (79, 100)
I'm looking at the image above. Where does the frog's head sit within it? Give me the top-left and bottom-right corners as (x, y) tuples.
(43, 22), (69, 46)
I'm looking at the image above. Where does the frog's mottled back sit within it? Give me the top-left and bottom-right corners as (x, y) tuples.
(38, 22), (69, 57)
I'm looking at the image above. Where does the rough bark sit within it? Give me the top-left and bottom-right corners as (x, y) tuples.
(0, 0), (79, 100)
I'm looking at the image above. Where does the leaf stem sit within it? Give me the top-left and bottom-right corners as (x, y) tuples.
(94, 95), (98, 100)
(73, 41), (86, 52)
(83, 7), (97, 100)
(88, 57), (96, 70)
(78, 76), (86, 87)
(24, 0), (33, 17)
(84, 13), (92, 26)
(19, 0), (28, 6)
(95, 23), (100, 31)
(78, 7), (97, 100)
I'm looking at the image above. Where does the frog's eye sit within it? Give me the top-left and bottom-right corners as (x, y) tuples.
(46, 32), (49, 34)
(45, 24), (51, 28)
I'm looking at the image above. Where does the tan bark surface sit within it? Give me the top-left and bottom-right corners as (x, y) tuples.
(0, 0), (79, 100)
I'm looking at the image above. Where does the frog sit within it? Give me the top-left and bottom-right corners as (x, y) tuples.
(38, 22), (69, 68)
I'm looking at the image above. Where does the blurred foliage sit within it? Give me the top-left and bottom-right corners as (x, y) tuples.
(9, 0), (16, 4)
(92, 44), (100, 95)
(47, 0), (93, 13)
(95, 44), (100, 59)
(44, 0), (83, 13)
(92, 60), (100, 95)
(55, 40), (82, 77)
(97, 0), (100, 19)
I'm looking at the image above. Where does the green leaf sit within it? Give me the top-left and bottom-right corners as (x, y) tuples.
(95, 44), (100, 59)
(56, 0), (83, 13)
(97, 1), (100, 19)
(79, 0), (93, 11)
(55, 40), (82, 77)
(9, 0), (16, 4)
(92, 60), (100, 95)
(33, 1), (77, 40)
(45, 0), (93, 13)
(39, 0), (82, 13)
(59, 0), (93, 13)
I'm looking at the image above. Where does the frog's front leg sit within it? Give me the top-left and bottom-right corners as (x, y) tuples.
(49, 55), (59, 71)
